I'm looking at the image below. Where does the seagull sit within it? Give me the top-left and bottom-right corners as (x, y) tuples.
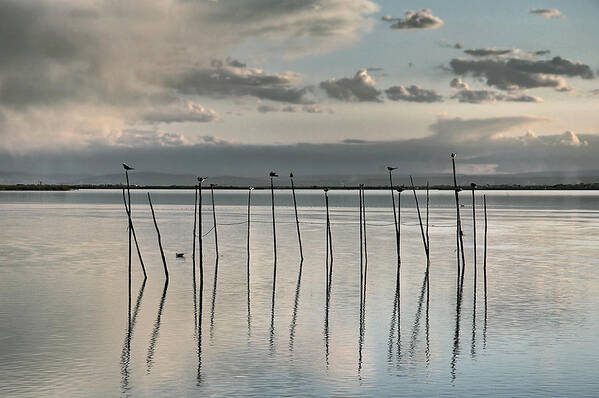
(387, 166), (397, 171)
(471, 183), (477, 189)
(396, 187), (404, 193)
(122, 163), (134, 170)
(269, 171), (278, 177)
(289, 172), (294, 178)
(198, 177), (207, 183)
(249, 186), (254, 190)
(323, 187), (329, 192)
(176, 253), (185, 258)
(451, 153), (456, 159)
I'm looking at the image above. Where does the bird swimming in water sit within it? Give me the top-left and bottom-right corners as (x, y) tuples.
(122, 163), (134, 170)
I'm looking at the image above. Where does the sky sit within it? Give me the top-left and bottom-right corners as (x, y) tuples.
(0, 0), (598, 176)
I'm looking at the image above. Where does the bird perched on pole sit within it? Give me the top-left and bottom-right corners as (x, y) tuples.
(270, 171), (279, 178)
(387, 166), (397, 172)
(122, 163), (134, 170)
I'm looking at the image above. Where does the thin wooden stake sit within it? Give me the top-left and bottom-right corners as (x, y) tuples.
(410, 176), (430, 262)
(451, 153), (466, 281)
(192, 184), (198, 277)
(147, 192), (169, 281)
(359, 184), (364, 315)
(247, 186), (253, 333)
(471, 183), (477, 296)
(210, 184), (219, 260)
(387, 167), (400, 289)
(122, 188), (147, 279)
(290, 173), (304, 262)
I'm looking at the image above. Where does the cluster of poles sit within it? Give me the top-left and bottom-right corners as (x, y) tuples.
(120, 153), (489, 379)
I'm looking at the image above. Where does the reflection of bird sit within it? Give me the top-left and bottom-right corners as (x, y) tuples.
(122, 163), (134, 170)
(270, 171), (278, 177)
(176, 253), (185, 258)
(387, 166), (397, 171)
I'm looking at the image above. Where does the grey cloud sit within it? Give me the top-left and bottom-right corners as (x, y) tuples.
(257, 104), (279, 113)
(507, 57), (593, 79)
(451, 88), (543, 104)
(385, 85), (443, 103)
(8, 115), (595, 176)
(451, 89), (500, 104)
(170, 61), (314, 104)
(505, 94), (543, 102)
(464, 48), (517, 57)
(320, 70), (382, 102)
(382, 9), (444, 30)
(450, 78), (469, 90)
(448, 57), (592, 91)
(529, 8), (564, 19)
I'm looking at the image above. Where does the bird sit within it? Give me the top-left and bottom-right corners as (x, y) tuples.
(197, 177), (207, 183)
(249, 186), (254, 190)
(289, 172), (294, 178)
(176, 252), (185, 258)
(269, 171), (278, 177)
(387, 166), (397, 171)
(122, 163), (134, 170)
(396, 187), (404, 193)
(323, 187), (329, 192)
(451, 153), (456, 159)
(470, 183), (477, 189)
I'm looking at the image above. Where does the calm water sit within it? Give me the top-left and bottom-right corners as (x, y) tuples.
(1, 189), (598, 397)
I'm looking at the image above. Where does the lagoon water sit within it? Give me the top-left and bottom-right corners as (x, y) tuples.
(1, 189), (598, 397)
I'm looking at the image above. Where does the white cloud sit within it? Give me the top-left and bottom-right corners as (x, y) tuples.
(529, 8), (565, 19)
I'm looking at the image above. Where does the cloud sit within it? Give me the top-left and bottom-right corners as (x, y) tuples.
(464, 48), (518, 57)
(451, 87), (543, 104)
(111, 129), (193, 148)
(385, 85), (443, 103)
(141, 103), (219, 124)
(320, 69), (382, 102)
(450, 78), (469, 90)
(11, 115), (595, 176)
(302, 104), (335, 114)
(451, 89), (501, 104)
(449, 56), (594, 91)
(504, 94), (543, 103)
(529, 8), (565, 19)
(169, 60), (314, 104)
(382, 9), (444, 30)
(0, 0), (379, 150)
(257, 104), (280, 113)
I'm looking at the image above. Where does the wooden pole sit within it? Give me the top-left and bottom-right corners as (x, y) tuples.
(483, 194), (488, 348)
(410, 176), (430, 262)
(125, 170), (132, 323)
(451, 153), (466, 281)
(290, 173), (304, 262)
(247, 187), (252, 332)
(122, 188), (146, 279)
(325, 188), (333, 293)
(269, 172), (278, 344)
(471, 183), (477, 297)
(361, 186), (368, 303)
(387, 168), (400, 289)
(192, 184), (198, 278)
(198, 178), (205, 325)
(324, 189), (329, 295)
(359, 184), (364, 314)
(426, 181), (430, 263)
(147, 192), (169, 281)
(210, 184), (219, 260)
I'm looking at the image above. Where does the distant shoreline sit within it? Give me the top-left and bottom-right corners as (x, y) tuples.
(2, 183), (599, 191)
